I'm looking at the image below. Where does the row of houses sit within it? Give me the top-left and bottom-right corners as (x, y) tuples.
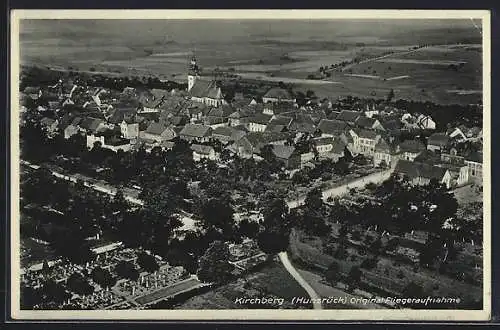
(27, 69), (482, 186)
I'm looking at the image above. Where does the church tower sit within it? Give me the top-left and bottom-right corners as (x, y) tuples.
(188, 56), (200, 92)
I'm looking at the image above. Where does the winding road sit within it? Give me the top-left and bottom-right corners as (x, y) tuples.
(278, 252), (323, 310)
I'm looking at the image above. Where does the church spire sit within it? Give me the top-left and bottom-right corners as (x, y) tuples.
(188, 54), (200, 92)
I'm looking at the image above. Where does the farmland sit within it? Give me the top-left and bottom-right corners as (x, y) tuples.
(19, 19), (482, 105)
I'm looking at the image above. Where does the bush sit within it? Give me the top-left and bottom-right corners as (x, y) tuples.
(397, 270), (405, 279)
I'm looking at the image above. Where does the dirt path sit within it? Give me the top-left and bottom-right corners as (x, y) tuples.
(278, 252), (323, 309)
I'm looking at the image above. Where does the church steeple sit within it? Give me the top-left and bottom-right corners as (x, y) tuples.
(188, 56), (200, 92)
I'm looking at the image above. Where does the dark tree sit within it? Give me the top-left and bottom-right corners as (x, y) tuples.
(67, 272), (94, 295)
(91, 267), (117, 289)
(115, 261), (139, 281)
(40, 279), (70, 305)
(137, 252), (160, 273)
(238, 218), (260, 239)
(197, 240), (234, 284)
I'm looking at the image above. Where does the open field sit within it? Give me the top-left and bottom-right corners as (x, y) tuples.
(19, 20), (482, 105)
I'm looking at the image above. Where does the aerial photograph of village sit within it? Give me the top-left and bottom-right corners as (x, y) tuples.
(16, 16), (485, 313)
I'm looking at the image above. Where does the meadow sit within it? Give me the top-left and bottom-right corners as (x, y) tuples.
(19, 19), (482, 105)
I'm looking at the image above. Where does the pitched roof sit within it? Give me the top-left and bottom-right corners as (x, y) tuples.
(264, 102), (295, 114)
(272, 145), (296, 160)
(380, 118), (403, 131)
(79, 117), (104, 132)
(145, 122), (168, 136)
(352, 128), (379, 139)
(263, 87), (294, 100)
(191, 144), (215, 155)
(374, 138), (393, 153)
(190, 80), (223, 99)
(212, 126), (234, 138)
(331, 138), (347, 154)
(249, 114), (272, 125)
(355, 116), (377, 128)
(108, 107), (137, 124)
(269, 115), (293, 127)
(394, 160), (447, 180)
(465, 151), (482, 163)
(317, 119), (349, 135)
(336, 110), (362, 123)
(179, 124), (211, 138)
(313, 137), (333, 146)
(399, 139), (426, 153)
(208, 105), (235, 118)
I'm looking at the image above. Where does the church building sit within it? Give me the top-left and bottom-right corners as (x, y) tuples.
(187, 56), (226, 108)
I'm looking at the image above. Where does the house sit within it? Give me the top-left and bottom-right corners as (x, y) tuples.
(317, 119), (349, 137)
(427, 133), (450, 152)
(263, 102), (295, 116)
(228, 111), (247, 127)
(399, 140), (426, 161)
(186, 106), (205, 122)
(335, 110), (362, 125)
(233, 132), (290, 159)
(40, 117), (59, 137)
(206, 105), (235, 123)
(373, 138), (399, 168)
(401, 113), (418, 129)
(139, 89), (170, 112)
(355, 116), (384, 131)
(313, 137), (346, 161)
(63, 124), (79, 139)
(166, 115), (188, 127)
(248, 114), (272, 132)
(266, 115), (293, 132)
(416, 114), (436, 130)
(79, 117), (107, 134)
(120, 119), (140, 139)
(313, 137), (334, 155)
(107, 106), (138, 126)
(349, 129), (381, 156)
(379, 118), (403, 133)
(394, 160), (452, 189)
(86, 131), (132, 152)
(447, 126), (468, 142)
(211, 126), (246, 144)
(439, 164), (470, 187)
(204, 116), (228, 129)
(191, 144), (218, 162)
(262, 87), (295, 103)
(271, 145), (300, 169)
(140, 122), (176, 143)
(440, 147), (466, 165)
(464, 151), (482, 182)
(287, 113), (317, 135)
(179, 124), (212, 142)
(448, 125), (482, 142)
